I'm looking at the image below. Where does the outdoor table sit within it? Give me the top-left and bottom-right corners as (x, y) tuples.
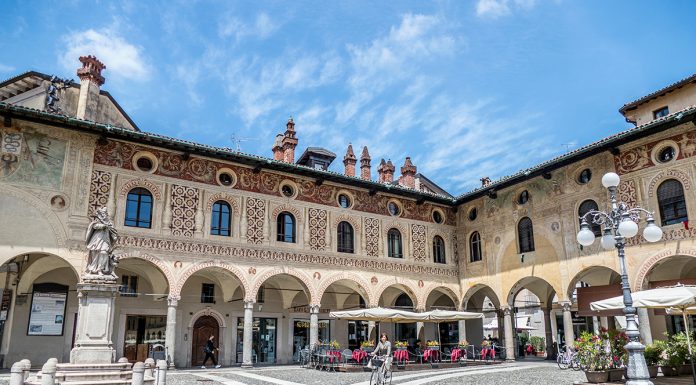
(481, 346), (496, 360)
(393, 349), (409, 363)
(327, 350), (342, 363)
(423, 348), (439, 362)
(451, 348), (464, 362)
(352, 349), (368, 363)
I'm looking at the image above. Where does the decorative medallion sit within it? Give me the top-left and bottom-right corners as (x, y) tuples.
(371, 276), (378, 285)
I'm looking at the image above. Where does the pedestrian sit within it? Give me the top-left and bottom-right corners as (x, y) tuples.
(201, 335), (221, 369)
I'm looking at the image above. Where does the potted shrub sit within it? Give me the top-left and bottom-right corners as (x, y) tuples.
(600, 328), (627, 382)
(656, 338), (681, 376)
(530, 336), (546, 357)
(576, 331), (609, 383)
(361, 340), (375, 353)
(669, 332), (693, 375)
(643, 343), (662, 378)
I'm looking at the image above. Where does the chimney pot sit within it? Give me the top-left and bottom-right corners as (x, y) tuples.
(360, 146), (371, 180)
(343, 144), (357, 177)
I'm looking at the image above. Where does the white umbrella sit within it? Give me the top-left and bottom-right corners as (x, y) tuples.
(590, 285), (696, 385)
(329, 307), (429, 323)
(421, 309), (484, 321)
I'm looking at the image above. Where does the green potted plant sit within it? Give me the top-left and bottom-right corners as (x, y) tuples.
(576, 331), (609, 383)
(529, 336), (545, 357)
(599, 328), (628, 382)
(669, 332), (693, 375)
(643, 343), (662, 378)
(656, 337), (681, 376)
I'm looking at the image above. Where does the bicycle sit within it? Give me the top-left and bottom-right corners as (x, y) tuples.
(556, 346), (581, 371)
(369, 355), (393, 385)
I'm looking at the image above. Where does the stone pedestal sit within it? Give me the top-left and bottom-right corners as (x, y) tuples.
(70, 283), (119, 364)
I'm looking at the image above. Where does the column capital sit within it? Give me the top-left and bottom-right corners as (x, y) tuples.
(560, 301), (572, 312)
(500, 305), (512, 315)
(309, 304), (321, 314)
(244, 300), (255, 310)
(167, 295), (180, 307)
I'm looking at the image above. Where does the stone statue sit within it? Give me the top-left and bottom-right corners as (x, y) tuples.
(84, 207), (119, 281)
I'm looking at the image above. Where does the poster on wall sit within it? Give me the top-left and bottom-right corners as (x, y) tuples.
(28, 291), (67, 336)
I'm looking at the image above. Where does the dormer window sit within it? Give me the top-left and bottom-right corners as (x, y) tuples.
(653, 106), (669, 119)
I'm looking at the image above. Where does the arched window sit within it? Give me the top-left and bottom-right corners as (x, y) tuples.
(518, 217), (535, 253)
(578, 200), (602, 237)
(469, 232), (482, 262)
(387, 228), (403, 258)
(394, 293), (413, 310)
(658, 179), (688, 226)
(210, 201), (231, 236)
(433, 236), (446, 264)
(337, 221), (354, 253)
(125, 187), (153, 228)
(276, 212), (296, 243)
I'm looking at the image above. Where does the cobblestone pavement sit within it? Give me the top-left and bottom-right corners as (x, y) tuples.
(170, 361), (589, 385)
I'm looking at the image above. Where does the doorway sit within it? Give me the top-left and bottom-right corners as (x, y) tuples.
(191, 315), (219, 366)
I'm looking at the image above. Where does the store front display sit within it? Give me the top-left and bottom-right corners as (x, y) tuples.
(292, 319), (330, 362)
(348, 320), (368, 350)
(236, 317), (277, 364)
(123, 315), (166, 363)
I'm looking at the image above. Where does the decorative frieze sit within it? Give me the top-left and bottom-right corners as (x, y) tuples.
(116, 234), (458, 278)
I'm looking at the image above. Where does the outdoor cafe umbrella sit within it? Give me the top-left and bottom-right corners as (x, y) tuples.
(590, 285), (696, 385)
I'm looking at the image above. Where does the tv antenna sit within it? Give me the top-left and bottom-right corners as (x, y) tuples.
(230, 133), (257, 152)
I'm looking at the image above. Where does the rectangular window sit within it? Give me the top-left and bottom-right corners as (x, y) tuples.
(201, 283), (215, 304)
(120, 275), (138, 297)
(653, 106), (669, 119)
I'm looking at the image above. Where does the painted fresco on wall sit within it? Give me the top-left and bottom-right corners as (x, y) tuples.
(0, 129), (67, 189)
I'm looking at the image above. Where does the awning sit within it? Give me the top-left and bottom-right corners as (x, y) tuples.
(329, 307), (484, 323)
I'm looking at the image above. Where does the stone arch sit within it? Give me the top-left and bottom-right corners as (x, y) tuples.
(250, 267), (316, 304)
(332, 213), (361, 232)
(422, 285), (459, 310)
(0, 184), (68, 251)
(634, 248), (696, 289)
(317, 273), (373, 306)
(172, 260), (250, 299)
(118, 252), (175, 296)
(461, 283), (501, 310)
(648, 169), (692, 198)
(271, 203), (303, 223)
(566, 265), (621, 301)
(188, 307), (227, 328)
(119, 178), (162, 200)
(205, 193), (240, 213)
(16, 253), (80, 294)
(505, 276), (559, 308)
(374, 279), (419, 309)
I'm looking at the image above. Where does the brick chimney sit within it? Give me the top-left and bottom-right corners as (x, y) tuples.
(377, 159), (386, 183)
(343, 144), (357, 177)
(383, 160), (395, 184)
(272, 134), (284, 161)
(281, 118), (298, 163)
(399, 157), (417, 189)
(360, 146), (371, 181)
(76, 55), (105, 121)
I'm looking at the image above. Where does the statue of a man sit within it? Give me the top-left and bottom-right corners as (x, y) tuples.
(85, 207), (119, 278)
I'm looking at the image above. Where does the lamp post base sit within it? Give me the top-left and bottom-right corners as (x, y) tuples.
(625, 341), (653, 385)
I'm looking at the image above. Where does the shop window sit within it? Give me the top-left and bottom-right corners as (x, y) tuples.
(518, 217), (535, 253)
(125, 188), (153, 228)
(123, 315), (166, 363)
(433, 235), (446, 264)
(387, 228), (402, 258)
(469, 232), (482, 262)
(658, 179), (688, 226)
(120, 275), (138, 297)
(337, 221), (354, 253)
(211, 201), (231, 236)
(201, 283), (215, 304)
(237, 317), (277, 364)
(277, 212), (296, 243)
(578, 200), (602, 237)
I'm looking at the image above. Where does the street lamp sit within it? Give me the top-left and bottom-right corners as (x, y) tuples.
(576, 172), (663, 385)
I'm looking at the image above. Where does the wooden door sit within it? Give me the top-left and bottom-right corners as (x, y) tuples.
(191, 315), (219, 366)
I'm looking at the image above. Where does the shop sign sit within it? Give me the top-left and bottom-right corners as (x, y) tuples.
(289, 306), (331, 314)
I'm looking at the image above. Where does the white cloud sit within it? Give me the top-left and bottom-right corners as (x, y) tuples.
(218, 12), (280, 41)
(476, 0), (538, 18)
(60, 28), (151, 82)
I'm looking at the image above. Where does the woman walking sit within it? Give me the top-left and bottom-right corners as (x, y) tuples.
(201, 335), (221, 369)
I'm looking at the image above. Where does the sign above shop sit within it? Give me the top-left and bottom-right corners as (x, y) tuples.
(289, 306), (331, 314)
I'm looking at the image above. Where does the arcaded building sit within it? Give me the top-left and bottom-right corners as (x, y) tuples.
(0, 56), (694, 367)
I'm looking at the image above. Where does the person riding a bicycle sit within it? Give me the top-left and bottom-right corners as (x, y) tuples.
(370, 333), (392, 372)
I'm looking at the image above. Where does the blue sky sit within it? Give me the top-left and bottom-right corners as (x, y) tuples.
(1, 0), (695, 194)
